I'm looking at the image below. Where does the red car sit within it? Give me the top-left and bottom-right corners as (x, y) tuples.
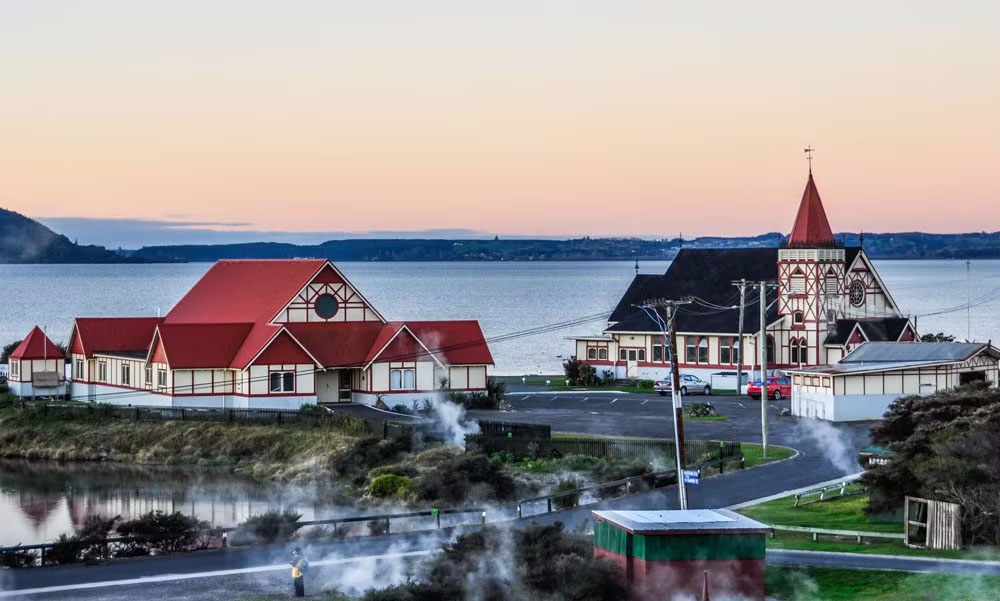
(747, 376), (792, 400)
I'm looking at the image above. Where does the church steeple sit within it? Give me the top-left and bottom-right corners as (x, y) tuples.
(787, 171), (837, 248)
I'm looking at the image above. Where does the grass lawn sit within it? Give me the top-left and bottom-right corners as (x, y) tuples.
(766, 566), (1000, 600)
(765, 533), (1000, 561)
(738, 487), (900, 532)
(741, 443), (796, 468)
(685, 415), (729, 422)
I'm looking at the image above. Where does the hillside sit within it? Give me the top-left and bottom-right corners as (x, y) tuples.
(131, 231), (1000, 262)
(0, 208), (148, 264)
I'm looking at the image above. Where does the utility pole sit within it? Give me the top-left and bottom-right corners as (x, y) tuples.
(755, 281), (777, 458)
(640, 297), (692, 509)
(731, 279), (748, 395)
(967, 260), (971, 341)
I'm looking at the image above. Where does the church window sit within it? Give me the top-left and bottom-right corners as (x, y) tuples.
(652, 336), (663, 362)
(720, 339), (732, 365)
(390, 368), (415, 390)
(766, 335), (775, 363)
(270, 371), (295, 393)
(697, 338), (709, 364)
(793, 312), (804, 324)
(789, 272), (806, 294)
(790, 339), (799, 365)
(598, 348), (608, 360)
(314, 294), (339, 319)
(849, 280), (866, 307)
(824, 270), (838, 294)
(686, 339), (697, 363)
(587, 347), (597, 360)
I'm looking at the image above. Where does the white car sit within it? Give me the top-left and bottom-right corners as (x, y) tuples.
(654, 374), (712, 396)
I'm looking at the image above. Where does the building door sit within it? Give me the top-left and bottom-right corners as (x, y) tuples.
(316, 371), (339, 404)
(339, 371), (353, 402)
(626, 349), (638, 379)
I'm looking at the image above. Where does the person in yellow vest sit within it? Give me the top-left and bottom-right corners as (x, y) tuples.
(290, 547), (308, 597)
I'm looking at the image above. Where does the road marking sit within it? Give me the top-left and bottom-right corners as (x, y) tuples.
(0, 550), (438, 598)
(549, 397), (557, 402)
(521, 396), (529, 401)
(580, 398), (587, 403)
(738, 403), (745, 408)
(610, 398), (618, 404)
(641, 400), (648, 406)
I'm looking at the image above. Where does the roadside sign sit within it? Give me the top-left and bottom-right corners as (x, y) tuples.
(682, 469), (701, 485)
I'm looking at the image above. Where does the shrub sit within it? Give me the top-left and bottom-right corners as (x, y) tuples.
(0, 547), (35, 568)
(368, 519), (390, 536)
(600, 370), (615, 385)
(486, 377), (507, 402)
(369, 474), (414, 499)
(453, 391), (498, 410)
(331, 437), (409, 485)
(685, 402), (716, 417)
(45, 534), (85, 565)
(552, 478), (581, 510)
(637, 379), (655, 390)
(368, 464), (418, 480)
(563, 356), (601, 386)
(115, 510), (212, 553)
(414, 454), (515, 504)
(298, 403), (326, 415)
(390, 403), (415, 415)
(235, 511), (303, 544)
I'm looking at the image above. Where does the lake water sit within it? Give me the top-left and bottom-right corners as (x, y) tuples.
(2, 260), (999, 375)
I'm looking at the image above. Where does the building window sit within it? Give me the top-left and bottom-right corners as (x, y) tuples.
(619, 348), (628, 361)
(121, 364), (131, 386)
(790, 340), (799, 365)
(766, 335), (775, 363)
(314, 293), (339, 319)
(598, 348), (608, 360)
(145, 367), (152, 387)
(10, 361), (19, 379)
(157, 369), (167, 388)
(390, 368), (415, 390)
(652, 335), (665, 362)
(74, 359), (84, 379)
(587, 347), (597, 360)
(849, 280), (866, 306)
(627, 349), (637, 361)
(793, 312), (804, 324)
(269, 371), (295, 393)
(824, 270), (838, 294)
(789, 272), (806, 294)
(698, 338), (709, 364)
(720, 338), (733, 365)
(637, 349), (646, 362)
(98, 361), (108, 382)
(733, 339), (740, 365)
(685, 339), (697, 363)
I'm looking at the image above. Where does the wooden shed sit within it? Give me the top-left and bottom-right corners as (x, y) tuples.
(593, 509), (771, 601)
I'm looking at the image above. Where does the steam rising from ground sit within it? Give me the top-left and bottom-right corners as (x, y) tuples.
(425, 393), (480, 448)
(792, 418), (857, 475)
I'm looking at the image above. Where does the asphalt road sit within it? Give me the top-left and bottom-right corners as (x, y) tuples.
(5, 391), (994, 599)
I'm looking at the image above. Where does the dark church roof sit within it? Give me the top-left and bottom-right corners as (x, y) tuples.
(824, 318), (911, 345)
(606, 246), (864, 335)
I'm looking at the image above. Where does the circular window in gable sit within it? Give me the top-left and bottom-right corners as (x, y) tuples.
(315, 293), (339, 319)
(849, 280), (866, 307)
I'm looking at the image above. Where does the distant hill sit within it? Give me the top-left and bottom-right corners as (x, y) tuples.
(0, 208), (152, 264)
(131, 231), (1000, 262)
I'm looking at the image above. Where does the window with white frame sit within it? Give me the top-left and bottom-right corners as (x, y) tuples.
(587, 347), (597, 360)
(697, 338), (709, 363)
(720, 338), (733, 365)
(597, 348), (607, 360)
(685, 339), (697, 363)
(793, 311), (804, 324)
(789, 272), (806, 293)
(145, 366), (153, 387)
(74, 359), (84, 379)
(390, 368), (415, 390)
(10, 361), (19, 379)
(269, 371), (295, 393)
(157, 369), (167, 388)
(121, 363), (131, 386)
(619, 348), (627, 361)
(98, 361), (108, 382)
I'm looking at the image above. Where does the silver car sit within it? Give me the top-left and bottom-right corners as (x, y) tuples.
(654, 374), (712, 396)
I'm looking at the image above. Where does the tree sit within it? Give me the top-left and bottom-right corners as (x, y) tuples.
(861, 382), (1000, 545)
(920, 332), (956, 343)
(1, 340), (21, 364)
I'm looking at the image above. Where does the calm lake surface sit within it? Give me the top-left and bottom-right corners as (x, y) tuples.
(1, 260), (999, 546)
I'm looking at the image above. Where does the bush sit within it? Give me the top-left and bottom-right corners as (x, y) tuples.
(637, 379), (655, 390)
(298, 403), (326, 415)
(331, 437), (409, 485)
(552, 478), (581, 510)
(368, 464), (417, 480)
(235, 511), (303, 544)
(414, 454), (515, 504)
(45, 534), (85, 565)
(685, 402), (716, 417)
(115, 510), (212, 553)
(563, 356), (598, 386)
(486, 377), (507, 402)
(390, 403), (415, 415)
(0, 547), (35, 568)
(369, 474), (414, 499)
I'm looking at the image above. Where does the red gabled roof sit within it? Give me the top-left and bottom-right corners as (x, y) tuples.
(72, 317), (163, 358)
(154, 323), (254, 368)
(164, 259), (328, 324)
(405, 321), (494, 366)
(364, 324), (442, 367)
(284, 322), (385, 367)
(788, 173), (837, 248)
(229, 322), (283, 369)
(10, 326), (65, 360)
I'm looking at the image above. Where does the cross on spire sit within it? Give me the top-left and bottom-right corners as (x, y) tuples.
(804, 145), (815, 175)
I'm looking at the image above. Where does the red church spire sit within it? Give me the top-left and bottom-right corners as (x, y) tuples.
(787, 170), (837, 248)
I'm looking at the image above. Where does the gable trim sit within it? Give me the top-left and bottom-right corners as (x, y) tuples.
(269, 260), (386, 325)
(848, 250), (900, 312)
(243, 327), (322, 370)
(364, 325), (445, 370)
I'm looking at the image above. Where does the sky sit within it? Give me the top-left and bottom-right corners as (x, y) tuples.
(2, 1), (998, 247)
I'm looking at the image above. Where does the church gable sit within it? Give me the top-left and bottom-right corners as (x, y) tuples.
(274, 263), (385, 324)
(845, 251), (900, 316)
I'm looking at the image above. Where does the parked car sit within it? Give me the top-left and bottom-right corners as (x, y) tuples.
(654, 374), (712, 396)
(747, 376), (792, 400)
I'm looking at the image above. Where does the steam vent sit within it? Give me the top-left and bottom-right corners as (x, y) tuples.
(592, 509), (772, 601)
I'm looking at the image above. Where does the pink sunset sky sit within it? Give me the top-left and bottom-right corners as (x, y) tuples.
(2, 1), (998, 243)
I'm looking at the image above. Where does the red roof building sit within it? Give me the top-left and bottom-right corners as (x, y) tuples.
(7, 326), (66, 398)
(787, 173), (837, 248)
(68, 259), (492, 409)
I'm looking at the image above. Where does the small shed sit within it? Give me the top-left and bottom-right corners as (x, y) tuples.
(593, 508), (771, 601)
(788, 342), (1000, 422)
(7, 326), (66, 398)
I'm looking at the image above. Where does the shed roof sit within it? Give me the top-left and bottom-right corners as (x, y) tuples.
(841, 342), (988, 363)
(10, 326), (64, 360)
(592, 509), (771, 535)
(72, 317), (163, 358)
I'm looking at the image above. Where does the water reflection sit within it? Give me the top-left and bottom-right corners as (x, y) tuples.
(0, 460), (355, 547)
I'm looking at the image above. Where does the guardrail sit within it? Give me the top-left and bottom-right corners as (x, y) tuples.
(793, 481), (865, 507)
(0, 508), (486, 568)
(769, 524), (905, 544)
(515, 452), (745, 518)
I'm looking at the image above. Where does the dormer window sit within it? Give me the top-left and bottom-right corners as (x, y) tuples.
(793, 312), (804, 325)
